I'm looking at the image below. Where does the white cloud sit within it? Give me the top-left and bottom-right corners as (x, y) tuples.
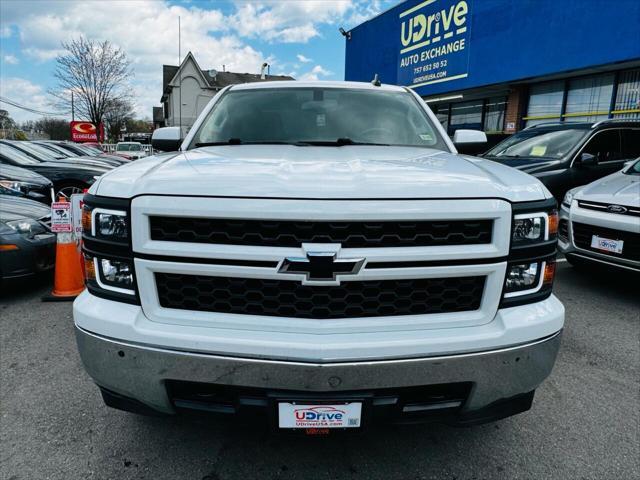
(230, 1), (353, 43)
(0, 77), (61, 123)
(3, 1), (268, 119)
(296, 54), (312, 63)
(299, 64), (333, 81)
(2, 54), (19, 64)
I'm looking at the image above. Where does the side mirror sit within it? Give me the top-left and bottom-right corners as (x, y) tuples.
(578, 152), (598, 166)
(151, 127), (182, 152)
(452, 129), (488, 145)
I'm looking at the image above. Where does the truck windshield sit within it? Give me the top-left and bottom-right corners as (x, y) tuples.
(485, 128), (587, 160)
(189, 87), (448, 150)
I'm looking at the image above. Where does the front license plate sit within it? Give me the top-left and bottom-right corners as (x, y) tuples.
(278, 402), (362, 429)
(591, 235), (624, 254)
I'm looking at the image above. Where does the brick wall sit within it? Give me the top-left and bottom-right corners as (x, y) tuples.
(504, 85), (529, 133)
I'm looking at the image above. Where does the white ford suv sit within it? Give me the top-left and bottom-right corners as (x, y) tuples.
(74, 81), (564, 432)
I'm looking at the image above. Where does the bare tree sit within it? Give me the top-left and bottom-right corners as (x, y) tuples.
(50, 37), (132, 127)
(104, 98), (135, 141)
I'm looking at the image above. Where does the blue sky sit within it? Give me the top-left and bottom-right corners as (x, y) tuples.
(0, 0), (393, 123)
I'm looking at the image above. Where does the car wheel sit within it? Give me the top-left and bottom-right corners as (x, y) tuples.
(55, 183), (86, 201)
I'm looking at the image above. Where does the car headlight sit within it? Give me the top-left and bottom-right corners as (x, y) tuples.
(512, 210), (558, 246)
(6, 218), (46, 239)
(0, 180), (39, 194)
(562, 188), (580, 208)
(504, 260), (555, 296)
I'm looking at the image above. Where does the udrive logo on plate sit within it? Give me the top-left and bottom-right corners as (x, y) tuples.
(293, 406), (345, 426)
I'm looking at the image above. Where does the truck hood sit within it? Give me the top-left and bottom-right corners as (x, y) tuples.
(575, 170), (640, 207)
(93, 145), (550, 201)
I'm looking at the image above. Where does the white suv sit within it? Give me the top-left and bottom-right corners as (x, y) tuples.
(74, 81), (563, 432)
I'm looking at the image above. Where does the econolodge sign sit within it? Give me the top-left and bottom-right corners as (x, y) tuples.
(70, 121), (104, 142)
(397, 0), (471, 89)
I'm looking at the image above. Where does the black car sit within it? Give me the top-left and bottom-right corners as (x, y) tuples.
(0, 164), (53, 204)
(0, 143), (110, 199)
(0, 194), (56, 281)
(482, 120), (640, 199)
(35, 141), (129, 166)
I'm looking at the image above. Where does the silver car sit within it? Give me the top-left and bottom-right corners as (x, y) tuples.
(559, 158), (640, 272)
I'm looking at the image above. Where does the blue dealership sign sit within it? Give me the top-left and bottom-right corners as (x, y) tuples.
(345, 0), (640, 97)
(397, 0), (471, 88)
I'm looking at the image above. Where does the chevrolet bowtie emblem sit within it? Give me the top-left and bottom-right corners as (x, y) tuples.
(278, 252), (365, 282)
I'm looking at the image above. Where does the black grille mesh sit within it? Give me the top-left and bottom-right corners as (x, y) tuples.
(572, 222), (640, 261)
(155, 273), (486, 319)
(149, 217), (493, 248)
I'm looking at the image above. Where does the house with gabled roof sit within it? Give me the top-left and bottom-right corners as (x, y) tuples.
(159, 52), (293, 132)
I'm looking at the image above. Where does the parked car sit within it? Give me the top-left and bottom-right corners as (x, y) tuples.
(115, 141), (147, 159)
(0, 143), (110, 199)
(75, 81), (563, 430)
(482, 120), (640, 200)
(31, 141), (128, 167)
(0, 194), (56, 282)
(0, 164), (54, 204)
(559, 158), (640, 272)
(0, 140), (122, 171)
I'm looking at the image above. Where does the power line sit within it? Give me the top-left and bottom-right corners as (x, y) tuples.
(0, 96), (65, 117)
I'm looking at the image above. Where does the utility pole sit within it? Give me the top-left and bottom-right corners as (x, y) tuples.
(71, 91), (75, 121)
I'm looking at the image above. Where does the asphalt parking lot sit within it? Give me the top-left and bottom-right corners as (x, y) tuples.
(1, 260), (638, 480)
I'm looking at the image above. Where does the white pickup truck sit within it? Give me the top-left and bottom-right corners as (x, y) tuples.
(74, 81), (563, 432)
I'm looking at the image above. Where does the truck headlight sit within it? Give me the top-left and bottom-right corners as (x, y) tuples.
(512, 210), (558, 246)
(503, 259), (556, 299)
(562, 189), (579, 208)
(84, 253), (135, 295)
(82, 195), (137, 303)
(83, 205), (128, 241)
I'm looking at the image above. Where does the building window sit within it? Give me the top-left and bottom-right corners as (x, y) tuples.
(564, 73), (614, 123)
(484, 96), (507, 133)
(613, 69), (640, 119)
(449, 100), (482, 132)
(524, 80), (564, 126)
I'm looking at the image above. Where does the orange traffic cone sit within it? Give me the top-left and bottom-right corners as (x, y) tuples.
(43, 232), (85, 302)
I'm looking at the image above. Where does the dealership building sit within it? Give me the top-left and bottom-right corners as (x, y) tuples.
(345, 0), (640, 142)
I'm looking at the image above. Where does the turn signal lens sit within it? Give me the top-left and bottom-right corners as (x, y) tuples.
(84, 254), (96, 282)
(548, 210), (558, 238)
(543, 260), (556, 286)
(0, 244), (19, 251)
(81, 205), (92, 233)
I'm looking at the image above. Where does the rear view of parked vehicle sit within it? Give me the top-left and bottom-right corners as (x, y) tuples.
(559, 158), (640, 272)
(115, 141), (147, 159)
(0, 195), (56, 282)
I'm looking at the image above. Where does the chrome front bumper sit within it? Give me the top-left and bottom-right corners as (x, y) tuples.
(75, 326), (562, 416)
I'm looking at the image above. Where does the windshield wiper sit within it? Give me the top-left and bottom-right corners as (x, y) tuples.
(295, 138), (391, 146)
(195, 139), (302, 147)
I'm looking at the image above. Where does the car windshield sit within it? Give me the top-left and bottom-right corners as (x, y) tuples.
(117, 144), (141, 151)
(0, 144), (41, 165)
(624, 158), (640, 175)
(189, 87), (448, 150)
(485, 128), (588, 159)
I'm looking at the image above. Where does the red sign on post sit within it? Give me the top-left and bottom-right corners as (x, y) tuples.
(70, 121), (104, 143)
